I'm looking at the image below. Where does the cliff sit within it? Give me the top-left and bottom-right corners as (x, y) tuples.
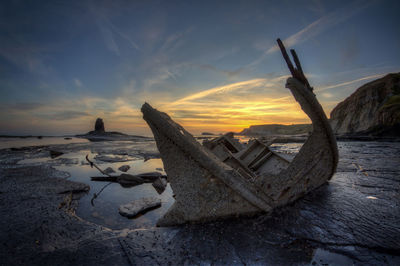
(240, 124), (312, 136)
(330, 73), (400, 136)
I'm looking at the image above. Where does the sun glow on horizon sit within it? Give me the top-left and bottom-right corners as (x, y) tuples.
(154, 76), (311, 134)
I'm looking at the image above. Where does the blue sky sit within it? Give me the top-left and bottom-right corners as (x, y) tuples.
(0, 0), (399, 135)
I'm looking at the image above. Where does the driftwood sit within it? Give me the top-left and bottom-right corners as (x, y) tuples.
(141, 38), (338, 226)
(91, 172), (166, 183)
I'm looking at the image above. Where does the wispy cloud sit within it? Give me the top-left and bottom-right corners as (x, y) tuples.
(0, 36), (51, 75)
(316, 73), (385, 92)
(268, 0), (373, 54)
(74, 78), (83, 87)
(196, 64), (244, 79)
(249, 0), (374, 67)
(88, 1), (140, 55)
(152, 75), (311, 133)
(168, 78), (272, 106)
(0, 102), (45, 111)
(45, 111), (90, 120)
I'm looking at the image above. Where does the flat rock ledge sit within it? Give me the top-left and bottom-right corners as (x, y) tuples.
(0, 142), (399, 265)
(119, 197), (161, 218)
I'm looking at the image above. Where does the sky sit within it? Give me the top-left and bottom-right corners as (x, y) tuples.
(0, 0), (399, 136)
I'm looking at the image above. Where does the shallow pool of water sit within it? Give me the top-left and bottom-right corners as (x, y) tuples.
(19, 149), (175, 230)
(59, 157), (174, 230)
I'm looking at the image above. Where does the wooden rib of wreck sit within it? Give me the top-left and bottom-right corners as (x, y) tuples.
(141, 39), (338, 226)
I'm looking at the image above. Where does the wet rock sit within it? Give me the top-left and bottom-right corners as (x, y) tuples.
(91, 172), (166, 188)
(1, 139), (399, 265)
(52, 158), (79, 165)
(94, 154), (133, 162)
(103, 167), (115, 174)
(135, 171), (164, 182)
(49, 150), (63, 158)
(152, 177), (168, 194)
(0, 165), (127, 265)
(118, 165), (130, 172)
(119, 197), (161, 218)
(118, 173), (145, 187)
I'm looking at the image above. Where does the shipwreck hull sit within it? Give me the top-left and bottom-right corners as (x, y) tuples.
(142, 103), (270, 226)
(142, 39), (338, 226)
(142, 76), (338, 226)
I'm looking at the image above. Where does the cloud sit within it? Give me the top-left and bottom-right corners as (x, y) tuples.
(168, 78), (279, 106)
(0, 36), (51, 75)
(267, 0), (373, 54)
(248, 0), (374, 67)
(33, 110), (89, 120)
(88, 1), (140, 55)
(74, 78), (83, 87)
(316, 73), (385, 92)
(153, 75), (311, 133)
(0, 102), (45, 112)
(196, 64), (244, 78)
(51, 111), (90, 120)
(109, 23), (140, 51)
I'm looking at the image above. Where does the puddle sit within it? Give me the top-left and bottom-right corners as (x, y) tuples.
(13, 139), (307, 230)
(19, 149), (174, 230)
(57, 157), (174, 230)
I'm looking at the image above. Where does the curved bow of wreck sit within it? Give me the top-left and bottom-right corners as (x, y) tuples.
(141, 40), (338, 226)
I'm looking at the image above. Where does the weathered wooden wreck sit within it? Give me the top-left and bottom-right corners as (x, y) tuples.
(142, 39), (338, 226)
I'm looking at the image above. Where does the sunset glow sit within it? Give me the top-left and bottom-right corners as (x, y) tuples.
(1, 1), (399, 136)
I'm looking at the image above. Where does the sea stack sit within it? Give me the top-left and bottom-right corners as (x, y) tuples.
(94, 118), (105, 133)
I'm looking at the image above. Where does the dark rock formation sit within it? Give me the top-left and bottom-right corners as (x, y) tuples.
(240, 124), (312, 136)
(76, 117), (147, 141)
(330, 73), (400, 136)
(49, 150), (63, 158)
(94, 118), (105, 133)
(118, 165), (130, 172)
(103, 167), (115, 174)
(91, 172), (167, 188)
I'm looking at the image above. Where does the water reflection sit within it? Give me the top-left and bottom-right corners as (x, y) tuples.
(57, 157), (174, 230)
(0, 136), (89, 149)
(19, 148), (174, 230)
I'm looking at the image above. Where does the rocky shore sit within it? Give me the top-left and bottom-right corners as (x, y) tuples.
(0, 140), (399, 265)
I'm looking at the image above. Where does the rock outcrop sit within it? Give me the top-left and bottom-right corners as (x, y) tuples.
(94, 118), (105, 133)
(76, 117), (151, 141)
(330, 73), (400, 136)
